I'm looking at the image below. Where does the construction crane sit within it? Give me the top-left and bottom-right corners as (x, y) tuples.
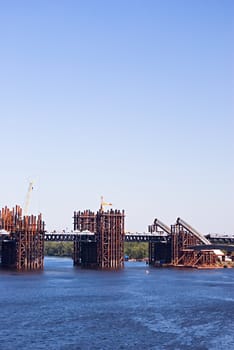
(100, 196), (112, 212)
(24, 181), (34, 216)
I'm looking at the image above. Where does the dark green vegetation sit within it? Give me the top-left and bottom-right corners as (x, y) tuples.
(124, 242), (148, 259)
(44, 242), (148, 259)
(44, 242), (74, 257)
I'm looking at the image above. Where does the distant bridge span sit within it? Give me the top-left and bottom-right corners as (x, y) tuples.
(44, 232), (169, 243)
(43, 232), (234, 245)
(1, 230), (234, 245)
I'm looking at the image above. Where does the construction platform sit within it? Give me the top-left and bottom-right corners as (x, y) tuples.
(148, 217), (231, 269)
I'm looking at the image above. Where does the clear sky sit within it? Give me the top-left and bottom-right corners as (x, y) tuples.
(0, 0), (233, 234)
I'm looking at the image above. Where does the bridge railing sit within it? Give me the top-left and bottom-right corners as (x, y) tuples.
(44, 231), (96, 242)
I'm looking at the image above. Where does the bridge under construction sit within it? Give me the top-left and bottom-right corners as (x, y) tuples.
(0, 205), (233, 271)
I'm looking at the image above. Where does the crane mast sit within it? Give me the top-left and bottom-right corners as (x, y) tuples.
(24, 181), (34, 216)
(100, 196), (112, 212)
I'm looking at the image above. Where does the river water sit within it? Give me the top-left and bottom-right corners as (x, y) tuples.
(0, 257), (234, 350)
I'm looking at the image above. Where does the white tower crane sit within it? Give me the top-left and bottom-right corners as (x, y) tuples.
(24, 181), (34, 216)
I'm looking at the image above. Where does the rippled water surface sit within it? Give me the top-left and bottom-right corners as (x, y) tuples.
(0, 258), (234, 349)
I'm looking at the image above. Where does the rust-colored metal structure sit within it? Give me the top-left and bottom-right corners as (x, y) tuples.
(0, 205), (44, 270)
(171, 218), (219, 268)
(147, 217), (220, 268)
(96, 209), (125, 269)
(73, 210), (96, 232)
(73, 209), (125, 269)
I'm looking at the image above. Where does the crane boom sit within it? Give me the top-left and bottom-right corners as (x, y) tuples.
(24, 181), (34, 216)
(100, 196), (112, 212)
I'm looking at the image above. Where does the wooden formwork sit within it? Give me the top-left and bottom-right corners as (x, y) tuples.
(0, 205), (44, 270)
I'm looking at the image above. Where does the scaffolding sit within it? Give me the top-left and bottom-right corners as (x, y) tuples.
(73, 210), (97, 267)
(73, 210), (96, 232)
(171, 223), (201, 265)
(0, 205), (44, 270)
(73, 209), (125, 269)
(96, 209), (125, 269)
(171, 218), (219, 268)
(175, 249), (218, 268)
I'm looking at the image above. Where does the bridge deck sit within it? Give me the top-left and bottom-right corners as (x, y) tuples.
(2, 231), (234, 245)
(44, 232), (169, 242)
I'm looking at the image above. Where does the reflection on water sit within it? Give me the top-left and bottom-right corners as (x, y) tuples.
(0, 257), (234, 349)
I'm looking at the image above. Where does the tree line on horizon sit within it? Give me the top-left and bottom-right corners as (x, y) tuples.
(44, 242), (148, 259)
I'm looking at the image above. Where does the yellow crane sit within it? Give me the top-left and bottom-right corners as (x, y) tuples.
(100, 196), (112, 212)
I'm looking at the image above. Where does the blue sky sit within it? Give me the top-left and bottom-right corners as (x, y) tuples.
(0, 0), (233, 234)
